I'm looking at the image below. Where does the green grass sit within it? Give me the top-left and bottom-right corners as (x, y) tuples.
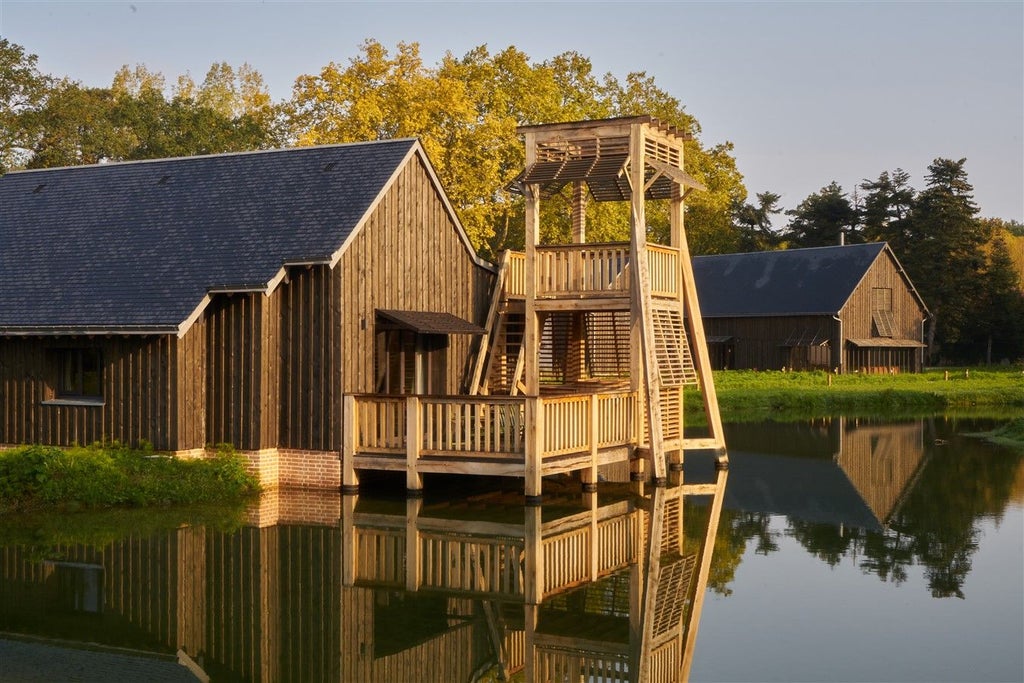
(965, 418), (1024, 451)
(0, 442), (260, 514)
(686, 366), (1024, 423)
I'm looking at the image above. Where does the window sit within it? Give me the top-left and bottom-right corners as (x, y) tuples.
(58, 349), (103, 398)
(872, 288), (896, 338)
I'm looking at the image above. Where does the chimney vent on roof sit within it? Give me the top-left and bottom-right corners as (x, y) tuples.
(323, 162), (337, 172)
(32, 184), (46, 194)
(158, 175), (171, 185)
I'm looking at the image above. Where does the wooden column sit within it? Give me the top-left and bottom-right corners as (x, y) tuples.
(405, 497), (422, 591)
(680, 467), (730, 680)
(341, 494), (357, 586)
(572, 181), (587, 243)
(630, 125), (668, 481)
(524, 396), (543, 500)
(523, 132), (540, 398)
(341, 395), (359, 492)
(406, 396), (422, 491)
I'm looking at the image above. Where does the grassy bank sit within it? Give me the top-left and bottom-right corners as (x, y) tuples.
(966, 419), (1024, 451)
(686, 367), (1024, 423)
(0, 442), (260, 514)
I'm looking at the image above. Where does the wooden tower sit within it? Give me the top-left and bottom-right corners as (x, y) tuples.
(514, 116), (726, 480)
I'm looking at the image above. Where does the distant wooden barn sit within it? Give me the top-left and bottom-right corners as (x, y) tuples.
(692, 243), (929, 373)
(0, 140), (494, 487)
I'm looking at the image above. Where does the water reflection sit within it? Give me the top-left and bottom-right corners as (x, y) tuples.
(2, 416), (1020, 682)
(696, 417), (1023, 601)
(0, 467), (728, 682)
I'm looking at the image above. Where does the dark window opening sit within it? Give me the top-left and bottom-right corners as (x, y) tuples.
(58, 349), (103, 398)
(374, 327), (448, 395)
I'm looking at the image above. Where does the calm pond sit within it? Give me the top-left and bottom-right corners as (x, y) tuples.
(0, 416), (1021, 682)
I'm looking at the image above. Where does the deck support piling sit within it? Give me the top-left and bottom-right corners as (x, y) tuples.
(341, 395), (360, 493)
(406, 396), (423, 492)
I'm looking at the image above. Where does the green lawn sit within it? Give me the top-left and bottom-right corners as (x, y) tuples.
(686, 366), (1024, 423)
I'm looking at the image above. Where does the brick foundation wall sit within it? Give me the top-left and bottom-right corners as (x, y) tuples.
(277, 449), (341, 489)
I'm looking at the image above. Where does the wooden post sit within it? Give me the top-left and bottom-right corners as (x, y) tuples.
(341, 494), (357, 586)
(341, 395), (359, 492)
(680, 466), (730, 680)
(525, 396), (543, 501)
(406, 396), (422, 492)
(523, 504), (544, 604)
(636, 485), (666, 682)
(582, 393), (599, 495)
(405, 497), (422, 591)
(672, 183), (726, 454)
(630, 124), (668, 481)
(523, 132), (540, 398)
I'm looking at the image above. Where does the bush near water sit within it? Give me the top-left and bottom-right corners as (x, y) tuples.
(0, 442), (259, 514)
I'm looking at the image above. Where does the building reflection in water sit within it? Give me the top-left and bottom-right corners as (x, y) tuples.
(0, 465), (728, 682)
(719, 418), (928, 531)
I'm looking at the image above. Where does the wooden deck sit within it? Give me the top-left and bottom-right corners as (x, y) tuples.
(342, 495), (642, 603)
(342, 385), (703, 495)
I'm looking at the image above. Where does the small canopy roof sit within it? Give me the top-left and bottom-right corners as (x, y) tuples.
(376, 310), (485, 335)
(847, 338), (926, 348)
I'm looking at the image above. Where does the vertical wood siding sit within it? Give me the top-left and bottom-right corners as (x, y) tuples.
(0, 335), (179, 449)
(205, 293), (280, 451)
(840, 252), (925, 340)
(339, 155), (494, 397)
(278, 265), (343, 452)
(2, 152), (493, 453)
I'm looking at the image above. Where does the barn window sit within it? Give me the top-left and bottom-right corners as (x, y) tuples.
(872, 287), (896, 338)
(58, 348), (103, 398)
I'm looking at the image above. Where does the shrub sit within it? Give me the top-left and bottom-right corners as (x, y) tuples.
(0, 443), (259, 514)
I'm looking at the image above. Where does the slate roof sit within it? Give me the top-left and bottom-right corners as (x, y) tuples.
(692, 243), (888, 317)
(0, 139), (419, 334)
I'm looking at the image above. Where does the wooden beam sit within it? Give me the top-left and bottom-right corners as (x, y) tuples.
(631, 125), (668, 481)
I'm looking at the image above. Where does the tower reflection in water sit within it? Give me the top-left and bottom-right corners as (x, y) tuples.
(0, 466), (728, 683)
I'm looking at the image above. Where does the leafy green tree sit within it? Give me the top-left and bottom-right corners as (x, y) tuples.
(783, 181), (860, 248)
(902, 158), (989, 358)
(732, 191), (783, 252)
(25, 82), (131, 167)
(859, 169), (915, 253)
(287, 40), (747, 259)
(976, 235), (1024, 363)
(0, 39), (51, 173)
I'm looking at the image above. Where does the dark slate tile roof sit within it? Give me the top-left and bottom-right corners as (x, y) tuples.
(0, 139), (416, 332)
(693, 243), (887, 317)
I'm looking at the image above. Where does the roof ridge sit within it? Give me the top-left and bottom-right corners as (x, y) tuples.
(695, 242), (886, 260)
(3, 138), (419, 176)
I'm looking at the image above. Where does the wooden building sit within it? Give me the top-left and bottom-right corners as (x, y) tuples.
(1, 116), (725, 494)
(692, 243), (929, 373)
(344, 116), (727, 497)
(0, 140), (494, 488)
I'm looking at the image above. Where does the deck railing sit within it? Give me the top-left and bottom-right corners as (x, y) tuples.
(502, 242), (679, 299)
(349, 389), (641, 463)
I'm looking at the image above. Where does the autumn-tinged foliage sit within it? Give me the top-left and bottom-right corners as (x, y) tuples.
(287, 40), (745, 258)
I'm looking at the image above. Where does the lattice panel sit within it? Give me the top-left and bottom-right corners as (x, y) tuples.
(539, 313), (573, 384)
(660, 495), (682, 554)
(652, 306), (698, 386)
(584, 311), (632, 379)
(651, 554), (697, 638)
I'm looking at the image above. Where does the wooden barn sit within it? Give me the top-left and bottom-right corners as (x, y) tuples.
(0, 140), (494, 488)
(692, 243), (929, 373)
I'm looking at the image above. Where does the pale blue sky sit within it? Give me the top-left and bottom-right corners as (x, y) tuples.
(2, 1), (1022, 222)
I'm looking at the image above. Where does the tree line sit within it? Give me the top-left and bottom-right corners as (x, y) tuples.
(2, 38), (1021, 363)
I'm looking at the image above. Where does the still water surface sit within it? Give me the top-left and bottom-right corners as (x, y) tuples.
(0, 416), (1020, 682)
